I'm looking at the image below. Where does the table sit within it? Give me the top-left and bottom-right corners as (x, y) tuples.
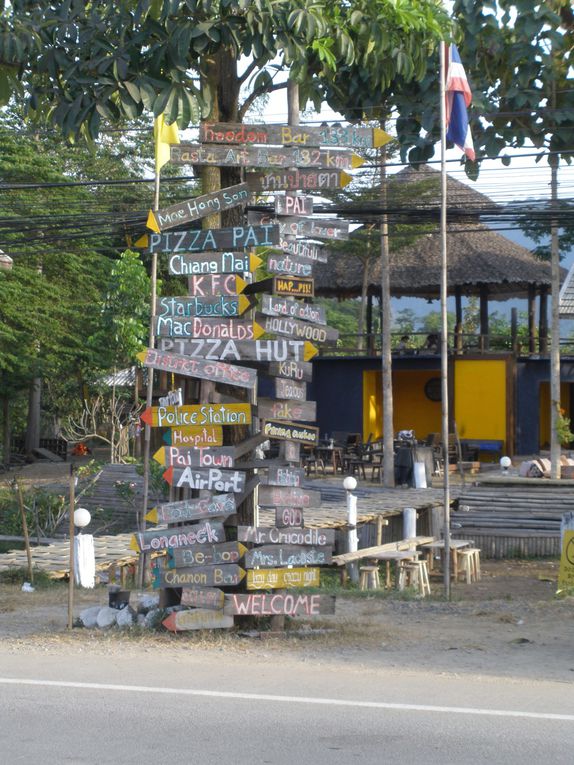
(316, 445), (344, 473)
(420, 539), (473, 582)
(369, 550), (420, 588)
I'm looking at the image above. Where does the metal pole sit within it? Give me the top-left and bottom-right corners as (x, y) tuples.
(67, 465), (76, 630)
(345, 482), (359, 583)
(549, 76), (561, 479)
(15, 482), (33, 583)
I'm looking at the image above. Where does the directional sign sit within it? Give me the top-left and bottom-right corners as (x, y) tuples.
(147, 183), (249, 232)
(163, 425), (223, 447)
(136, 224), (280, 254)
(158, 337), (319, 362)
(153, 445), (235, 469)
(246, 567), (320, 590)
(266, 253), (313, 278)
(141, 403), (251, 428)
(200, 122), (392, 149)
(262, 420), (319, 445)
(257, 398), (316, 423)
(171, 143), (362, 169)
(261, 295), (326, 325)
(279, 239), (328, 263)
(137, 348), (257, 390)
(249, 211), (349, 240)
(163, 466), (246, 493)
(131, 520), (225, 552)
(180, 587), (225, 610)
(146, 493), (236, 525)
(245, 545), (332, 569)
(162, 609), (234, 632)
(258, 484), (322, 508)
(275, 507), (304, 528)
(168, 251), (262, 276)
(156, 294), (254, 319)
(238, 526), (334, 546)
(263, 465), (306, 487)
(242, 276), (314, 298)
(224, 592), (336, 617)
(267, 359), (313, 382)
(186, 274), (247, 297)
(168, 541), (247, 568)
(247, 169), (351, 193)
(153, 316), (265, 341)
(274, 377), (307, 401)
(155, 564), (245, 589)
(279, 238), (329, 263)
(275, 194), (313, 216)
(257, 313), (338, 344)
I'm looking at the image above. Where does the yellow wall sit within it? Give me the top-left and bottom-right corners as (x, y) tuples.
(453, 360), (506, 445)
(363, 370), (442, 442)
(539, 382), (570, 448)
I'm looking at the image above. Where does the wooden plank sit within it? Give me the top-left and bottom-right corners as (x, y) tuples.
(156, 294), (254, 318)
(153, 445), (235, 469)
(147, 183), (249, 232)
(180, 587), (225, 610)
(246, 567), (320, 590)
(279, 239), (328, 263)
(238, 526), (334, 545)
(146, 493), (236, 524)
(275, 194), (313, 216)
(141, 403), (251, 428)
(262, 419), (319, 445)
(168, 541), (247, 568)
(139, 224), (280, 254)
(266, 252), (314, 278)
(233, 432), (267, 460)
(153, 316), (264, 341)
(257, 398), (316, 423)
(137, 348), (257, 390)
(275, 507), (304, 528)
(186, 274), (247, 296)
(224, 592), (335, 616)
(247, 169), (351, 192)
(284, 441), (301, 463)
(258, 484), (322, 508)
(267, 360), (314, 382)
(244, 544), (332, 569)
(261, 295), (326, 325)
(163, 426), (223, 447)
(167, 251), (262, 276)
(32, 447), (63, 462)
(158, 337), (318, 362)
(199, 121), (391, 149)
(162, 609), (234, 632)
(155, 564), (245, 589)
(262, 465), (306, 488)
(171, 143), (361, 170)
(242, 276), (314, 298)
(131, 520), (225, 553)
(274, 378), (307, 401)
(331, 536), (436, 565)
(257, 313), (338, 344)
(163, 466), (246, 493)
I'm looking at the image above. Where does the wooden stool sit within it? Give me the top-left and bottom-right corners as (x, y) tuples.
(459, 548), (481, 583)
(398, 560), (431, 596)
(359, 565), (380, 590)
(304, 455), (325, 475)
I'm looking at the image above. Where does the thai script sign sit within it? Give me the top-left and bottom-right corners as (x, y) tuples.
(131, 520), (225, 552)
(246, 567), (320, 590)
(247, 169), (351, 192)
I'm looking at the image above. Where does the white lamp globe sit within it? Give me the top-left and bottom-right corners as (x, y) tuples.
(500, 456), (512, 470)
(343, 476), (357, 491)
(74, 507), (91, 529)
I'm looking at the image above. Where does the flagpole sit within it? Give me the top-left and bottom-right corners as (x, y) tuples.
(440, 42), (451, 600)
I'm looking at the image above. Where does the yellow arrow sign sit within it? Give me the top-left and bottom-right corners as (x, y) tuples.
(340, 171), (352, 187)
(253, 321), (265, 340)
(145, 507), (159, 523)
(373, 127), (393, 148)
(134, 233), (149, 248)
(249, 253), (263, 271)
(304, 341), (319, 361)
(351, 154), (365, 169)
(146, 210), (160, 233)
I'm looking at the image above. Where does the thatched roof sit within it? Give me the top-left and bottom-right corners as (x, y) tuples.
(313, 165), (552, 300)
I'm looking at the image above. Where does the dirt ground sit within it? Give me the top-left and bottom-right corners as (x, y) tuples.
(0, 558), (572, 684)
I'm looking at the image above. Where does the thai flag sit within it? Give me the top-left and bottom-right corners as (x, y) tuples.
(445, 43), (475, 161)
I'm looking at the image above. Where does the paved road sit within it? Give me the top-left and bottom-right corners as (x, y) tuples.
(1, 649), (573, 763)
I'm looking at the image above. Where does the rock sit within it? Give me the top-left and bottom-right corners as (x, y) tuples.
(116, 606), (136, 629)
(137, 594), (160, 614)
(79, 606), (102, 629)
(96, 606), (118, 630)
(144, 608), (166, 629)
(137, 614), (147, 628)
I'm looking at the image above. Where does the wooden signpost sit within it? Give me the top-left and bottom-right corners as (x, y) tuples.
(200, 121), (391, 149)
(267, 360), (313, 382)
(245, 545), (332, 569)
(153, 316), (264, 341)
(275, 507), (304, 527)
(242, 276), (314, 298)
(261, 295), (326, 325)
(147, 183), (250, 232)
(249, 210), (349, 240)
(274, 378), (307, 401)
(224, 592), (336, 616)
(163, 425), (223, 447)
(186, 274), (247, 296)
(163, 465), (246, 493)
(156, 294), (254, 319)
(266, 253), (313, 278)
(180, 587), (225, 610)
(159, 337), (319, 362)
(257, 314), (338, 344)
(257, 398), (317, 423)
(238, 526), (334, 545)
(163, 609), (234, 632)
(141, 403), (252, 428)
(246, 567), (320, 590)
(146, 493), (236, 524)
(137, 224), (280, 254)
(263, 465), (306, 488)
(247, 169), (351, 192)
(155, 564), (246, 589)
(137, 349), (257, 390)
(131, 520), (225, 552)
(171, 143), (363, 170)
(275, 194), (313, 216)
(279, 239), (327, 262)
(168, 251), (262, 276)
(168, 541), (247, 568)
(257, 484), (322, 508)
(261, 419), (319, 445)
(153, 445), (235, 469)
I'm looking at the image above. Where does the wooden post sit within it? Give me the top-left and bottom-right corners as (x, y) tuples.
(479, 285), (489, 352)
(528, 285), (536, 355)
(67, 465), (76, 630)
(15, 482), (33, 583)
(2, 394), (10, 467)
(539, 286), (549, 354)
(511, 307), (518, 355)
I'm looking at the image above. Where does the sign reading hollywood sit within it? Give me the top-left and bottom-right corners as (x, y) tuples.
(153, 445), (235, 469)
(244, 545), (332, 569)
(199, 121), (392, 149)
(147, 183), (249, 232)
(262, 419), (319, 445)
(153, 316), (263, 341)
(246, 567), (320, 590)
(163, 425), (223, 447)
(261, 295), (326, 325)
(141, 403), (251, 428)
(138, 224), (279, 254)
(247, 169), (351, 192)
(257, 398), (317, 423)
(146, 493), (236, 524)
(163, 466), (246, 493)
(137, 349), (257, 390)
(238, 526), (335, 546)
(267, 360), (313, 382)
(257, 484), (322, 508)
(224, 592), (336, 617)
(156, 295), (253, 319)
(257, 314), (338, 344)
(159, 337), (318, 362)
(131, 520), (225, 552)
(168, 541), (247, 568)
(168, 251), (262, 276)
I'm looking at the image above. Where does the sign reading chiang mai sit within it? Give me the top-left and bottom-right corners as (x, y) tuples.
(141, 403), (251, 428)
(137, 349), (257, 389)
(200, 121), (392, 149)
(167, 251), (262, 276)
(147, 183), (249, 232)
(146, 493), (236, 525)
(159, 337), (318, 362)
(136, 224), (279, 254)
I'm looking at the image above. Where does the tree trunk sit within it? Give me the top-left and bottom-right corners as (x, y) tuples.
(2, 394), (10, 467)
(25, 377), (42, 460)
(380, 137), (395, 487)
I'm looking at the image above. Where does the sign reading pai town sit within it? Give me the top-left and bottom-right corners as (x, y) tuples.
(137, 349), (257, 390)
(153, 445), (235, 469)
(141, 403), (251, 428)
(136, 224), (279, 254)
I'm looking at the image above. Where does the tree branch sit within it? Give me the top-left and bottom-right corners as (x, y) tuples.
(237, 59), (260, 86)
(238, 81), (288, 122)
